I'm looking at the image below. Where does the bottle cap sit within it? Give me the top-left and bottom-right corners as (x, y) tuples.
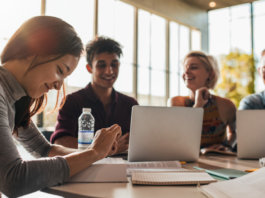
(82, 108), (91, 113)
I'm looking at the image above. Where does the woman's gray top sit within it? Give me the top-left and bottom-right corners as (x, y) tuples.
(0, 66), (69, 197)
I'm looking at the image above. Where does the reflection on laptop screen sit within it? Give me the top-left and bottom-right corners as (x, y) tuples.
(128, 106), (203, 162)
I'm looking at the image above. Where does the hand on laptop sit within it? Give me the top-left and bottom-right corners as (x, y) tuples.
(193, 87), (211, 108)
(89, 124), (121, 159)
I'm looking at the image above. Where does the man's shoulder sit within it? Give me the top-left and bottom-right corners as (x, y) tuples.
(61, 86), (93, 112)
(239, 91), (265, 110)
(68, 86), (88, 97)
(65, 86), (90, 102)
(116, 91), (138, 105)
(242, 91), (264, 102)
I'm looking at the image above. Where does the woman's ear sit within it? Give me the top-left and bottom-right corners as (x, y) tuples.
(206, 71), (214, 87)
(86, 64), (92, 73)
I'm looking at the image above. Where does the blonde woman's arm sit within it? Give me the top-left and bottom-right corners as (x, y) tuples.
(216, 96), (237, 147)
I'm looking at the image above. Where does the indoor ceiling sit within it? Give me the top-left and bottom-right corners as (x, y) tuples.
(182, 0), (258, 11)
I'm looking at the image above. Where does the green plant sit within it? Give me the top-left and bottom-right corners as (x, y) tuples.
(214, 50), (255, 107)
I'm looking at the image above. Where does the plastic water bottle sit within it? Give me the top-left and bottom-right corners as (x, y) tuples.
(78, 108), (95, 150)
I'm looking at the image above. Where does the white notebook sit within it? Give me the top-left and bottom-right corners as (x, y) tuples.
(200, 167), (265, 198)
(131, 170), (216, 185)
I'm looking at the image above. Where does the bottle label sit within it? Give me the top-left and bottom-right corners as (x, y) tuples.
(78, 130), (94, 144)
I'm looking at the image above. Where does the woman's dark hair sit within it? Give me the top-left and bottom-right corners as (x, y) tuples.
(0, 16), (83, 130)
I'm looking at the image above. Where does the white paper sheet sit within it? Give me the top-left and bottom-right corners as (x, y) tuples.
(69, 158), (127, 183)
(201, 167), (265, 198)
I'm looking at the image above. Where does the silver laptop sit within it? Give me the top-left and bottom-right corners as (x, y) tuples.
(128, 106), (203, 162)
(237, 110), (265, 159)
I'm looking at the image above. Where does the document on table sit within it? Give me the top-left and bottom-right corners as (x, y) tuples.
(200, 167), (265, 198)
(68, 158), (127, 183)
(127, 160), (182, 176)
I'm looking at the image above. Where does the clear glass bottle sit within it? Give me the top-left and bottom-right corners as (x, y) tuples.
(78, 108), (95, 150)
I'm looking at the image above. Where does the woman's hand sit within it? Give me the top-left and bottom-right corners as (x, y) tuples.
(193, 87), (211, 107)
(89, 124), (121, 159)
(64, 124), (121, 177)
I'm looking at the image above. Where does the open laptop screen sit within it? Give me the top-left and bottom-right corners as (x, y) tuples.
(237, 110), (265, 159)
(128, 106), (203, 162)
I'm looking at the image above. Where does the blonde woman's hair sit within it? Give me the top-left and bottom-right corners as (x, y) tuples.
(184, 51), (220, 89)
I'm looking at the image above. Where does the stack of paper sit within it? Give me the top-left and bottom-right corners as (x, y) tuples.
(68, 158), (127, 183)
(201, 167), (265, 198)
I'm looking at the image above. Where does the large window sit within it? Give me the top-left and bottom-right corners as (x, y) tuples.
(137, 10), (151, 105)
(209, 4), (251, 56)
(46, 0), (94, 89)
(253, 0), (265, 92)
(178, 25), (190, 96)
(209, 8), (230, 56)
(169, 22), (180, 98)
(0, 0), (41, 56)
(253, 0), (265, 56)
(209, 2), (265, 92)
(98, 0), (134, 95)
(137, 10), (167, 105)
(191, 29), (202, 51)
(230, 4), (251, 54)
(45, 0), (95, 129)
(150, 15), (166, 105)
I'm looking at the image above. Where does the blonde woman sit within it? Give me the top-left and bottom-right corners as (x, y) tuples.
(168, 51), (236, 151)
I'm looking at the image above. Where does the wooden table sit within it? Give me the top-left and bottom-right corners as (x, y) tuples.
(39, 154), (259, 198)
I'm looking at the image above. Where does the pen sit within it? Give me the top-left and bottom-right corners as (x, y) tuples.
(245, 168), (259, 173)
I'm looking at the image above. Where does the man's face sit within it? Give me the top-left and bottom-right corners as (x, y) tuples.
(88, 52), (120, 89)
(258, 55), (265, 85)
